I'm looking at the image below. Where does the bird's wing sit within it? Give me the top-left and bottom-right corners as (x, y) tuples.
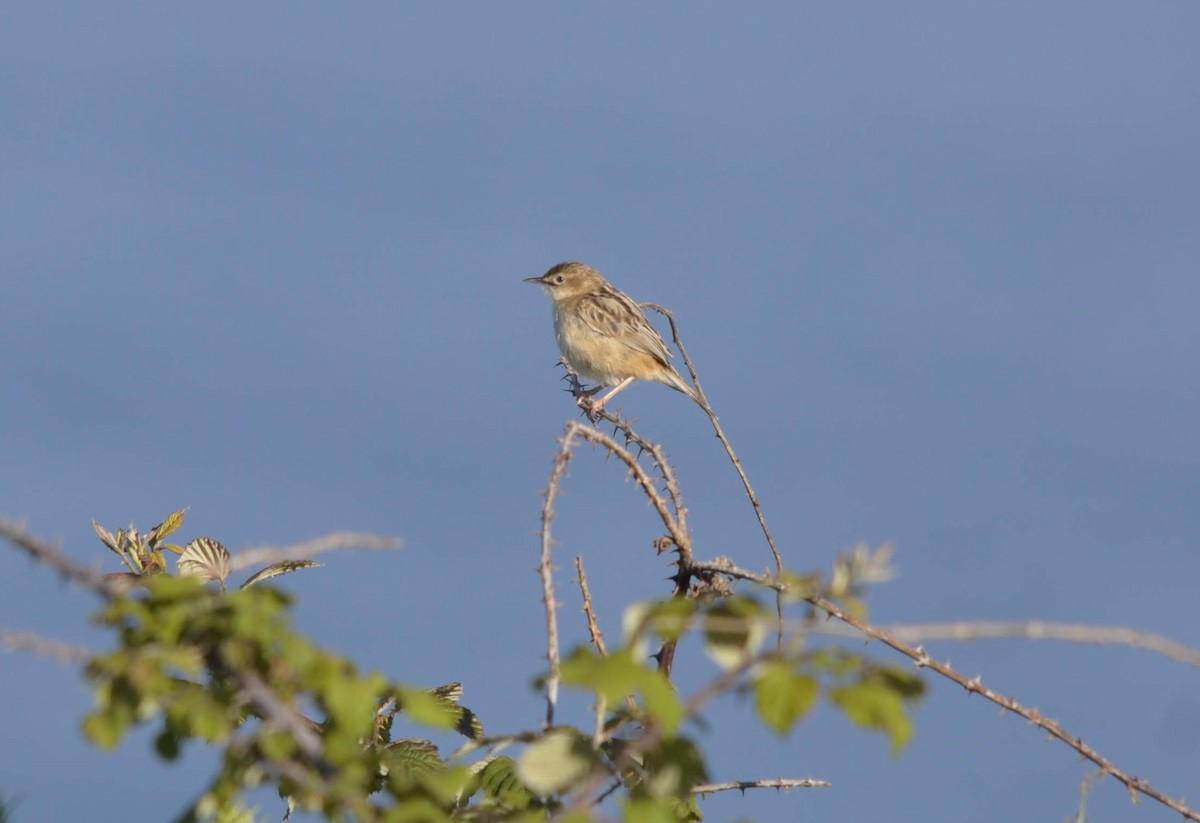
(576, 290), (674, 365)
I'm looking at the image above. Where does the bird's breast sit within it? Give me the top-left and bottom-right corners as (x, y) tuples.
(552, 303), (633, 386)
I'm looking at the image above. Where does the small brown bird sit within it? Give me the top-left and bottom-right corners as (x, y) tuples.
(524, 261), (702, 412)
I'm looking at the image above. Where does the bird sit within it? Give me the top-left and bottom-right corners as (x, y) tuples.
(524, 261), (702, 413)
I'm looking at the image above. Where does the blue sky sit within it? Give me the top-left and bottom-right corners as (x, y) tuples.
(2, 3), (1198, 821)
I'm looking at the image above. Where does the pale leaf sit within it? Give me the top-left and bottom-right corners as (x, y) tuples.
(240, 559), (322, 589)
(178, 536), (233, 584)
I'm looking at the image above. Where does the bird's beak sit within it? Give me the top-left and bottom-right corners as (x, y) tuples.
(522, 276), (544, 284)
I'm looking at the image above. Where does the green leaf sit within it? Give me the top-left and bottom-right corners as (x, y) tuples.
(561, 648), (646, 704)
(621, 602), (656, 657)
(516, 730), (596, 795)
(643, 736), (708, 796)
(82, 711), (128, 749)
(702, 597), (765, 670)
(155, 728), (182, 760)
(754, 661), (818, 736)
(149, 508), (189, 546)
(553, 813), (595, 823)
(870, 665), (927, 700)
(808, 647), (862, 677)
(412, 765), (474, 806)
(258, 729), (297, 762)
(395, 686), (483, 739)
(639, 670), (685, 734)
(777, 570), (820, 603)
(644, 599), (699, 642)
(240, 560), (323, 589)
(433, 685), (483, 740)
(623, 795), (681, 823)
(383, 739), (443, 785)
(475, 756), (534, 809)
(561, 647), (682, 731)
(829, 680), (914, 755)
(427, 682), (463, 703)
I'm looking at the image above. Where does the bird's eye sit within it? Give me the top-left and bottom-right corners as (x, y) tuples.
(554, 274), (565, 284)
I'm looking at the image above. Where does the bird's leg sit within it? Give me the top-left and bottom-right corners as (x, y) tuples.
(557, 359), (585, 392)
(588, 376), (636, 412)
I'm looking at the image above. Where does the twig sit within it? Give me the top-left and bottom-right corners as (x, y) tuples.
(236, 669), (324, 761)
(641, 303), (786, 645)
(691, 559), (786, 588)
(1074, 770), (1101, 823)
(0, 628), (93, 665)
(537, 427), (577, 730)
(576, 554), (610, 744)
(575, 556), (608, 656)
(692, 778), (831, 795)
(810, 595), (1200, 822)
(230, 532), (401, 572)
(447, 729), (548, 761)
(813, 619), (1200, 668)
(215, 735), (339, 821)
(575, 555), (640, 727)
(592, 778), (625, 807)
(0, 516), (117, 597)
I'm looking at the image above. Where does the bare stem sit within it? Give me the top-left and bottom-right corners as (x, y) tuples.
(537, 427), (577, 730)
(231, 532), (401, 571)
(692, 778), (831, 794)
(0, 628), (93, 665)
(0, 516), (117, 597)
(814, 619), (1200, 667)
(575, 556), (608, 656)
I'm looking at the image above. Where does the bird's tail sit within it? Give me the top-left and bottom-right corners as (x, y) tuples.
(659, 366), (706, 409)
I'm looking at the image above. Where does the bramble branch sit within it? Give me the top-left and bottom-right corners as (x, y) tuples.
(536, 426), (577, 730)
(0, 516), (115, 596)
(0, 628), (93, 665)
(230, 532), (400, 571)
(692, 777), (831, 794)
(805, 619), (1200, 667)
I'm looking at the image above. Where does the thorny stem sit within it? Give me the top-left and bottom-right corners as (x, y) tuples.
(692, 778), (831, 794)
(641, 302), (786, 646)
(537, 427), (577, 730)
